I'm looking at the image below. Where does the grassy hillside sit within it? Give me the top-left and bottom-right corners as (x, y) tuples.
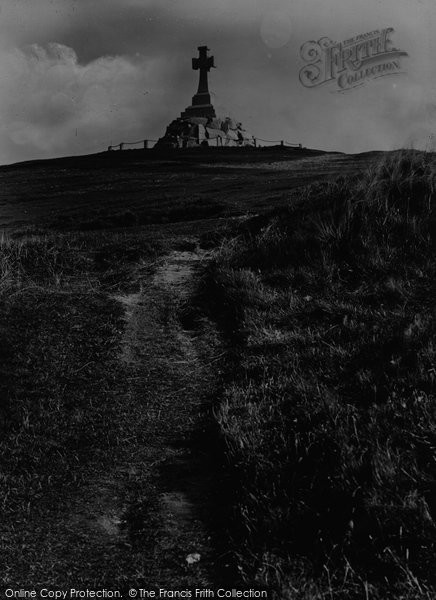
(0, 148), (374, 231)
(201, 150), (436, 598)
(1, 148), (434, 594)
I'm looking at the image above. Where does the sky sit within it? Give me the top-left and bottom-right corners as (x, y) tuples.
(0, 0), (435, 164)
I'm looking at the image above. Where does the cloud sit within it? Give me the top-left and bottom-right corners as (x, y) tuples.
(0, 43), (176, 163)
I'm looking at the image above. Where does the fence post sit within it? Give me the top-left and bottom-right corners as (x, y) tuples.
(119, 143), (124, 151)
(281, 140), (284, 147)
(143, 140), (149, 149)
(299, 143), (302, 149)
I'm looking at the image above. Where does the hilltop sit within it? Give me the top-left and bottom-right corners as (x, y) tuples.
(0, 146), (381, 232)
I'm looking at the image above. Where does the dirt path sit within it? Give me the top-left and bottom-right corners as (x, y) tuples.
(117, 248), (221, 585)
(56, 246), (226, 589)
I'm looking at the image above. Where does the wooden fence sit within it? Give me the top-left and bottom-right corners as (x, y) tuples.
(107, 138), (302, 151)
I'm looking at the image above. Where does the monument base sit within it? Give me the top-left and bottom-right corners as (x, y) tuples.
(155, 113), (255, 149)
(180, 90), (216, 119)
(181, 103), (216, 119)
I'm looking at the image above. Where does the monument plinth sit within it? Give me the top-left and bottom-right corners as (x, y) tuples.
(180, 46), (216, 119)
(156, 46), (255, 149)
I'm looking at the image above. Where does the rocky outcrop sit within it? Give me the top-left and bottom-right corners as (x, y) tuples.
(156, 115), (255, 149)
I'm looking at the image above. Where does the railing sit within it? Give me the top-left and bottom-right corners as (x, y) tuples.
(107, 139), (158, 151)
(106, 138), (302, 151)
(256, 138), (302, 147)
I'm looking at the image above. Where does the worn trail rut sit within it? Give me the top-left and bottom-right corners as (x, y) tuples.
(58, 247), (226, 588)
(117, 248), (221, 585)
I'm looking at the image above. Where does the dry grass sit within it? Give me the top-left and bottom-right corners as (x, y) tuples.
(201, 150), (436, 598)
(0, 229), (165, 585)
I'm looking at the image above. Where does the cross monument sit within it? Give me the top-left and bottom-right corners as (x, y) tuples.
(181, 46), (216, 119)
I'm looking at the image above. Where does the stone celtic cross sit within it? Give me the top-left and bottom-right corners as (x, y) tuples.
(181, 46), (216, 119)
(192, 46), (215, 97)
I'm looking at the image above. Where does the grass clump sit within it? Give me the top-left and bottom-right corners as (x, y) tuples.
(0, 230), (163, 291)
(202, 150), (436, 598)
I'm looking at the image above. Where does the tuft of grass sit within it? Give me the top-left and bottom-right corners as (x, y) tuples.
(0, 230), (163, 291)
(201, 150), (436, 598)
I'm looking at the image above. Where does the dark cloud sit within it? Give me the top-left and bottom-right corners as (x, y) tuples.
(0, 0), (435, 164)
